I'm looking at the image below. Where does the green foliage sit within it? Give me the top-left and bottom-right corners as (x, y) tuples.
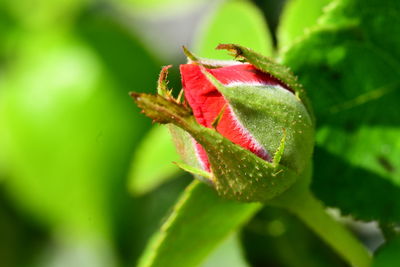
(277, 0), (331, 50)
(282, 0), (400, 222)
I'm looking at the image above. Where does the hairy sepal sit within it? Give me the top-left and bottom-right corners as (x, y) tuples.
(202, 70), (314, 174)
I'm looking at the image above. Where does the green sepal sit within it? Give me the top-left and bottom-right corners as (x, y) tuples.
(173, 161), (213, 183)
(202, 69), (314, 174)
(216, 43), (315, 122)
(203, 128), (298, 202)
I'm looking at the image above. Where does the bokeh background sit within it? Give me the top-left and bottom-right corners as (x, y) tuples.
(0, 0), (281, 266)
(0, 0), (391, 266)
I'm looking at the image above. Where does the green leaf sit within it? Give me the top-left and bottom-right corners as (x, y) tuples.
(277, 0), (332, 50)
(312, 147), (400, 222)
(194, 0), (274, 59)
(129, 125), (181, 195)
(282, 0), (400, 222)
(201, 233), (249, 267)
(137, 181), (261, 267)
(373, 236), (400, 267)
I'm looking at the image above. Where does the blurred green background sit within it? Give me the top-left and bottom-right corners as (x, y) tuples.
(0, 0), (282, 266)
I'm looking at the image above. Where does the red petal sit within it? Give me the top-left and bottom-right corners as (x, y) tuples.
(180, 63), (279, 171)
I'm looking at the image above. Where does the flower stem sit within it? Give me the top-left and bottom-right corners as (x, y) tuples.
(271, 181), (371, 267)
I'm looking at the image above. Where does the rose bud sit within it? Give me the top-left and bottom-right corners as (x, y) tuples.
(131, 44), (314, 202)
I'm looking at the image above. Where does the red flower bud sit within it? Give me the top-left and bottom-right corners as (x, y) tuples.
(131, 44), (314, 202)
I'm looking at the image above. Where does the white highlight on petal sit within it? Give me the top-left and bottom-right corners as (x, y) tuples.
(225, 81), (288, 91)
(192, 138), (208, 170)
(225, 81), (270, 87)
(225, 81), (294, 96)
(188, 59), (244, 67)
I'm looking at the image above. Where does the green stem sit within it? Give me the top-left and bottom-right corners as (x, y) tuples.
(271, 187), (371, 267)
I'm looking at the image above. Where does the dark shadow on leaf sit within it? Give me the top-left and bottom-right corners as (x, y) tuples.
(312, 146), (400, 223)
